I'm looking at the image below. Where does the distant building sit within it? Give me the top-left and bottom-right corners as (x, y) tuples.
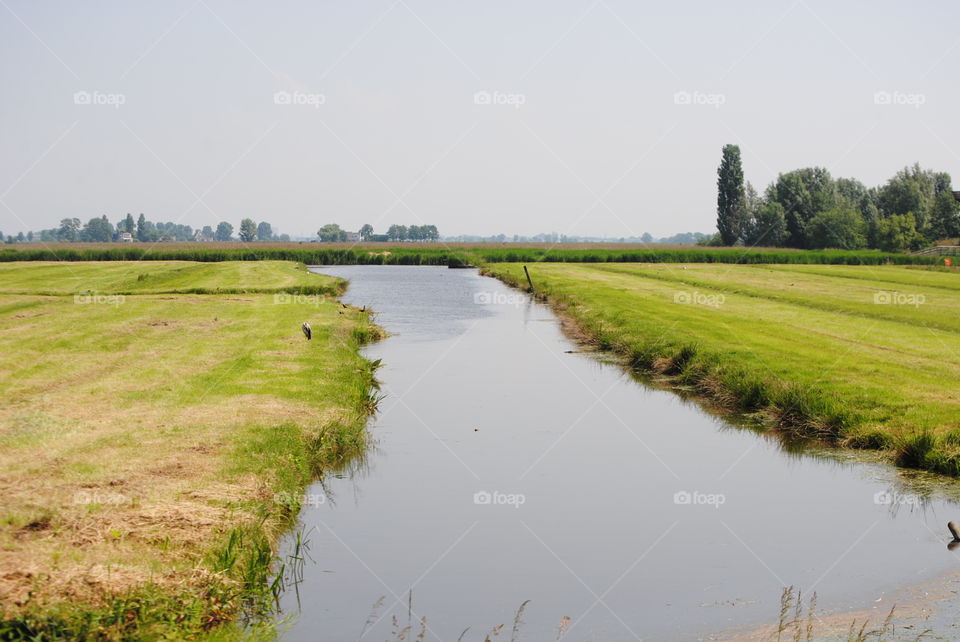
(119, 232), (133, 242)
(345, 231), (361, 242)
(193, 229), (213, 242)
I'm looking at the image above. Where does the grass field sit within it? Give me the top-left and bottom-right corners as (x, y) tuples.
(0, 262), (382, 639)
(484, 262), (960, 474)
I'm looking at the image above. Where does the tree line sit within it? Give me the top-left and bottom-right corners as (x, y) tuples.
(3, 214), (290, 244)
(714, 144), (960, 251)
(316, 223), (440, 242)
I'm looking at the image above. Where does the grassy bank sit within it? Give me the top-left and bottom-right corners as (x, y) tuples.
(0, 261), (383, 639)
(0, 243), (941, 266)
(483, 262), (960, 475)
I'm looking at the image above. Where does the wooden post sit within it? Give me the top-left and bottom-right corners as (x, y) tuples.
(523, 265), (534, 292)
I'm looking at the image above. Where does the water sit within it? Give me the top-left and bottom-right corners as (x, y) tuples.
(276, 265), (958, 641)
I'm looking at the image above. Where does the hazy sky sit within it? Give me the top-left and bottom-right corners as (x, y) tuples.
(1, 0), (958, 239)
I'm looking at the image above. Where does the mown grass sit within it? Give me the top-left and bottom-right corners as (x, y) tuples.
(483, 262), (960, 475)
(0, 261), (384, 639)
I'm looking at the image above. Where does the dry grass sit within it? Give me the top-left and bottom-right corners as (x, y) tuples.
(0, 262), (381, 635)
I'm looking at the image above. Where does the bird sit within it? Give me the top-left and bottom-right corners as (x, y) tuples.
(301, 322), (312, 340)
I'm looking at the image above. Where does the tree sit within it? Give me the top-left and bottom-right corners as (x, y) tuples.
(805, 207), (866, 249)
(876, 214), (925, 252)
(317, 223), (346, 242)
(256, 221), (273, 241)
(929, 190), (960, 241)
(742, 202), (787, 247)
(122, 213), (135, 233)
(82, 215), (114, 242)
(26, 231), (33, 242)
(215, 221), (234, 241)
(16, 231), (25, 242)
(136, 214), (148, 242)
(239, 218), (257, 242)
(58, 218), (81, 242)
(768, 167), (836, 248)
(201, 225), (214, 239)
(716, 144), (747, 246)
(423, 225), (439, 241)
(386, 224), (408, 241)
(359, 224), (374, 241)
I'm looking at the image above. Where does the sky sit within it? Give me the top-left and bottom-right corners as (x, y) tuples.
(1, 0), (958, 239)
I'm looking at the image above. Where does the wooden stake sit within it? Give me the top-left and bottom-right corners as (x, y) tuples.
(523, 265), (534, 292)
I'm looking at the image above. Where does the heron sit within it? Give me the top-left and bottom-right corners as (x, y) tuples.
(301, 322), (312, 340)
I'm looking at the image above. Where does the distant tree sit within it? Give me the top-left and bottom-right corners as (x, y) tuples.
(278, 233), (291, 242)
(82, 215), (114, 242)
(136, 214), (147, 242)
(805, 207), (867, 249)
(878, 164), (936, 235)
(386, 224), (408, 241)
(929, 191), (960, 241)
(256, 221), (273, 241)
(876, 214), (925, 252)
(122, 213), (135, 233)
(423, 224), (439, 241)
(359, 224), (374, 241)
(201, 225), (214, 239)
(768, 167), (836, 248)
(26, 231), (33, 242)
(317, 223), (347, 242)
(716, 144), (747, 245)
(16, 231), (25, 243)
(58, 218), (81, 242)
(742, 201), (787, 247)
(215, 221), (234, 241)
(239, 218), (257, 242)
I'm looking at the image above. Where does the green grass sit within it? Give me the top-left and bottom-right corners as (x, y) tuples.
(483, 262), (960, 474)
(0, 244), (941, 266)
(0, 261), (384, 639)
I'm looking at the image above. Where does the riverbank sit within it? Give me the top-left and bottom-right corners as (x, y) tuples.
(483, 262), (960, 477)
(0, 261), (383, 639)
